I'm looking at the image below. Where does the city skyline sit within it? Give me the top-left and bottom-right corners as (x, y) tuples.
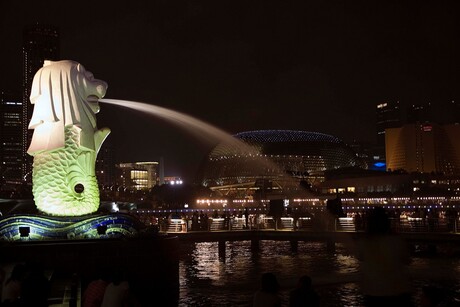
(1, 1), (459, 180)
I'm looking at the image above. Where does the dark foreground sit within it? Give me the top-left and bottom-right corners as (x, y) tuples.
(0, 234), (179, 306)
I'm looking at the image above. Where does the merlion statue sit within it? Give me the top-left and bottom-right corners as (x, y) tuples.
(27, 60), (110, 216)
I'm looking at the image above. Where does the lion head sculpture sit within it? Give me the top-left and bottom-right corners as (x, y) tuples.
(28, 60), (110, 216)
(28, 60), (108, 154)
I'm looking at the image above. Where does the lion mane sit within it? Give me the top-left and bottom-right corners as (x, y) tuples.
(28, 60), (108, 154)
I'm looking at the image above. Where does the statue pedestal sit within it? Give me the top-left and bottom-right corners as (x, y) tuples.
(0, 213), (143, 241)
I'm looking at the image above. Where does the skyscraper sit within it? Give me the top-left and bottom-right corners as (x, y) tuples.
(406, 102), (432, 124)
(386, 123), (460, 175)
(376, 101), (402, 147)
(96, 139), (116, 188)
(0, 91), (23, 184)
(22, 24), (59, 181)
(375, 101), (402, 167)
(449, 100), (459, 124)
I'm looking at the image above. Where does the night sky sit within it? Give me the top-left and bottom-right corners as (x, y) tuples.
(1, 1), (460, 181)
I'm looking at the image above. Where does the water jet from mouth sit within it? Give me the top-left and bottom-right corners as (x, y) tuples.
(99, 98), (253, 151)
(99, 98), (296, 191)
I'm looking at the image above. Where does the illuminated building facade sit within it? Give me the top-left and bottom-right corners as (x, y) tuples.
(376, 101), (402, 165)
(22, 24), (59, 182)
(319, 168), (460, 198)
(386, 123), (460, 175)
(200, 130), (366, 197)
(96, 139), (116, 188)
(376, 101), (402, 146)
(0, 92), (23, 184)
(116, 162), (159, 190)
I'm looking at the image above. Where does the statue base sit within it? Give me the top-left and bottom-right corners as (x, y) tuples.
(0, 213), (179, 306)
(0, 213), (144, 241)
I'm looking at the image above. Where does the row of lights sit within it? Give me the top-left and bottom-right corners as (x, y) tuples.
(137, 208), (272, 214)
(198, 197), (460, 204)
(197, 199), (277, 204)
(136, 204), (460, 215)
(196, 199), (228, 204)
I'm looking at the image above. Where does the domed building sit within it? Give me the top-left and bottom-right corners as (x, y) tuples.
(199, 130), (366, 197)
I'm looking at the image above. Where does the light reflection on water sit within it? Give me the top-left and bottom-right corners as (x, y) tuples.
(178, 241), (460, 307)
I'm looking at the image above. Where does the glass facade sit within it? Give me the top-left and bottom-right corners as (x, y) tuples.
(116, 162), (159, 190)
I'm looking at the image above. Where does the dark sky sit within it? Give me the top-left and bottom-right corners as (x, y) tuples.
(1, 1), (460, 181)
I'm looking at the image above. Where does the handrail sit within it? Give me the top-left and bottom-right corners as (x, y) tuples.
(151, 215), (458, 234)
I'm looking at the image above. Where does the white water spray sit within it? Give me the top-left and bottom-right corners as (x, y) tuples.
(99, 98), (297, 189)
(100, 98), (252, 152)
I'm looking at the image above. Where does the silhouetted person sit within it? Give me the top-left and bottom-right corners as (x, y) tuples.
(101, 268), (131, 307)
(0, 266), (5, 303)
(223, 211), (230, 230)
(445, 209), (458, 232)
(356, 207), (413, 307)
(82, 267), (110, 307)
(19, 262), (50, 307)
(1, 263), (26, 306)
(244, 207), (249, 229)
(420, 285), (447, 307)
(192, 211), (199, 231)
(201, 213), (209, 231)
(354, 212), (363, 231)
(289, 275), (320, 307)
(199, 210), (205, 230)
(253, 272), (282, 307)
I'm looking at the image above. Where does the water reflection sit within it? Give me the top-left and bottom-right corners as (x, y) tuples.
(178, 241), (460, 306)
(178, 241), (361, 306)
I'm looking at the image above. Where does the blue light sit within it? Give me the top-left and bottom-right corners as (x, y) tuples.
(0, 214), (142, 241)
(374, 162), (386, 168)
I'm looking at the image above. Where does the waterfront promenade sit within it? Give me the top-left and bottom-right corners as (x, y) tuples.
(152, 212), (459, 236)
(152, 213), (460, 257)
(1, 213), (459, 307)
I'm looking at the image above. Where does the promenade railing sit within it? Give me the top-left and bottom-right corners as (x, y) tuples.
(155, 214), (458, 234)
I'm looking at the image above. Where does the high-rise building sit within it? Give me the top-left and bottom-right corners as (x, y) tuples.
(116, 162), (159, 190)
(386, 123), (460, 175)
(375, 101), (402, 168)
(376, 101), (402, 147)
(0, 91), (23, 184)
(406, 102), (432, 124)
(96, 139), (116, 188)
(449, 100), (459, 124)
(22, 24), (59, 181)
